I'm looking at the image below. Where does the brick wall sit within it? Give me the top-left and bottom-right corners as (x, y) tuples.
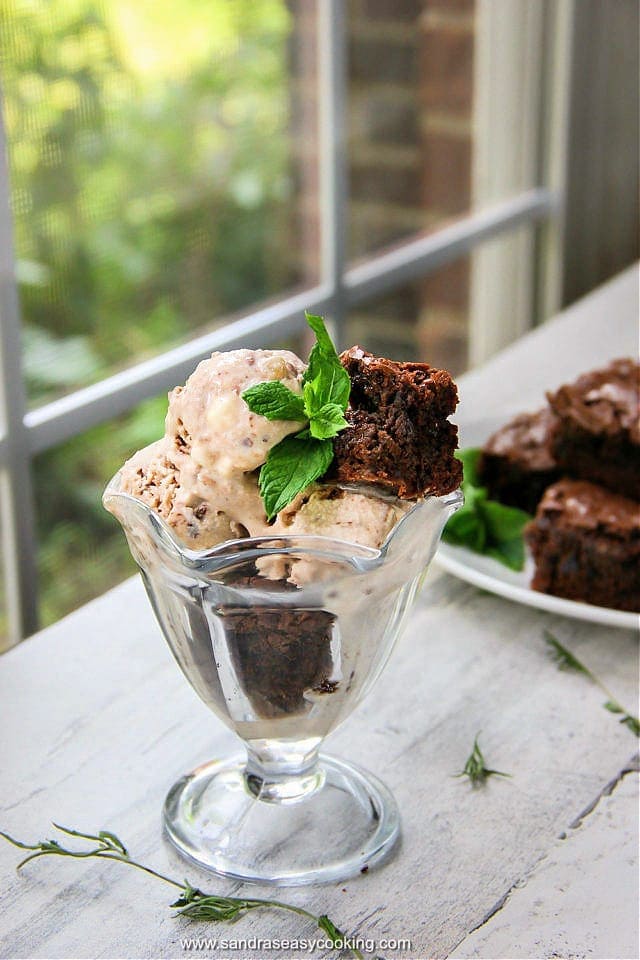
(287, 0), (320, 288)
(419, 1), (475, 374)
(289, 0), (476, 374)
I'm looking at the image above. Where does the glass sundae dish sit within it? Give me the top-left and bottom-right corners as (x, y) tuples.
(104, 315), (462, 885)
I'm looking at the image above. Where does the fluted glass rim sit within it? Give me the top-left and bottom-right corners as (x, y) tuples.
(103, 468), (463, 574)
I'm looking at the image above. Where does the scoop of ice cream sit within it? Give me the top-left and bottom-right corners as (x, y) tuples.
(264, 485), (409, 583)
(273, 486), (406, 543)
(166, 348), (305, 476)
(120, 348), (310, 548)
(119, 439), (242, 549)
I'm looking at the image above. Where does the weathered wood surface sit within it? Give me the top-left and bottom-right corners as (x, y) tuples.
(451, 761), (639, 960)
(0, 267), (638, 959)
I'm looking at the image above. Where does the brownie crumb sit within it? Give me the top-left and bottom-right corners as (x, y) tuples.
(312, 678), (339, 694)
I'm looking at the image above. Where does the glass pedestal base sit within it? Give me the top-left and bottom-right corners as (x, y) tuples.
(163, 754), (400, 886)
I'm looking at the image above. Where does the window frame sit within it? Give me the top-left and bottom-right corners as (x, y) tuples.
(0, 0), (565, 646)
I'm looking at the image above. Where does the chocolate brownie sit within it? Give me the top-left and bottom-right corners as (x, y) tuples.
(547, 358), (639, 500)
(221, 574), (336, 717)
(478, 407), (560, 514)
(326, 346), (462, 498)
(525, 479), (640, 611)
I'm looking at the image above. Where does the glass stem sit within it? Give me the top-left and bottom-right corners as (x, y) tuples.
(243, 737), (325, 804)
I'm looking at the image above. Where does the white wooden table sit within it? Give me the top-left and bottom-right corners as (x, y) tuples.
(1, 267), (638, 960)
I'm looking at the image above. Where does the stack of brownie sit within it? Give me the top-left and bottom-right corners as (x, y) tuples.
(478, 358), (639, 612)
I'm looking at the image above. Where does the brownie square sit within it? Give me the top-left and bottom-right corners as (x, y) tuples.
(221, 575), (336, 717)
(547, 358), (639, 500)
(525, 480), (640, 612)
(326, 346), (462, 498)
(478, 407), (559, 514)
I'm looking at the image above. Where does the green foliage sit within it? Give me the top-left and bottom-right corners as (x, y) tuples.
(443, 447), (531, 571)
(5, 0), (294, 405)
(0, 0), (297, 627)
(34, 395), (168, 624)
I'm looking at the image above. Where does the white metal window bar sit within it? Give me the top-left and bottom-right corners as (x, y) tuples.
(0, 0), (561, 645)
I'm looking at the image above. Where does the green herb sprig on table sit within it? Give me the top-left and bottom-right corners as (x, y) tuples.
(544, 630), (639, 737)
(442, 448), (531, 571)
(242, 311), (350, 519)
(0, 823), (364, 960)
(454, 733), (511, 787)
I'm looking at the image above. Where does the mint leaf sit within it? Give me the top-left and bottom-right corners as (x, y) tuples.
(456, 447), (483, 486)
(302, 379), (319, 414)
(303, 312), (350, 410)
(241, 312), (350, 427)
(462, 481), (488, 510)
(480, 499), (531, 542)
(442, 506), (487, 552)
(308, 402), (348, 440)
(242, 381), (306, 422)
(259, 436), (334, 520)
(304, 312), (337, 356)
(443, 446), (531, 571)
(303, 357), (351, 411)
(486, 538), (525, 571)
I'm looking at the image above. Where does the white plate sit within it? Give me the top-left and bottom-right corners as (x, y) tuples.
(435, 543), (638, 630)
(434, 414), (639, 632)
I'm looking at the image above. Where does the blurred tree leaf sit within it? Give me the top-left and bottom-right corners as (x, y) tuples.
(23, 325), (101, 393)
(16, 259), (51, 286)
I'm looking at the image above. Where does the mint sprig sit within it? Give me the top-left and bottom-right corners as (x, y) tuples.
(242, 312), (350, 519)
(443, 448), (531, 570)
(258, 436), (334, 519)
